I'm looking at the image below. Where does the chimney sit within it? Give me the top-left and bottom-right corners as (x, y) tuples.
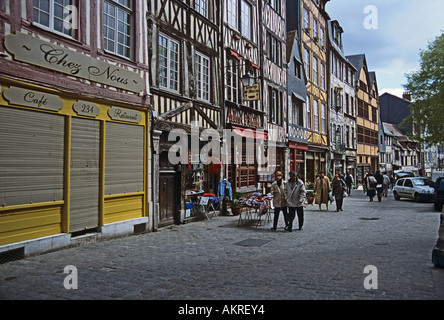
(403, 92), (412, 101)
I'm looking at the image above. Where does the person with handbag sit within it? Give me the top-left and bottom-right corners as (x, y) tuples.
(284, 170), (306, 232)
(332, 174), (346, 212)
(270, 171), (287, 231)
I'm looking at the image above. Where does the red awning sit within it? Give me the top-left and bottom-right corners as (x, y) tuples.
(232, 125), (267, 140)
(228, 49), (243, 60)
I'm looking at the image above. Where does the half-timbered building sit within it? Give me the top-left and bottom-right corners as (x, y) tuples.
(347, 54), (380, 184)
(222, 0), (262, 193)
(327, 19), (357, 180)
(147, 0), (222, 226)
(260, 0), (287, 183)
(286, 29), (308, 178)
(0, 1), (152, 254)
(300, 0), (330, 183)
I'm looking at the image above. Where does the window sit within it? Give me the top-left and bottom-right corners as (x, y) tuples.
(294, 59), (301, 79)
(320, 28), (325, 47)
(320, 63), (325, 90)
(195, 0), (208, 18)
(307, 96), (311, 130)
(226, 58), (239, 103)
(313, 19), (318, 38)
(195, 52), (210, 101)
(303, 8), (309, 30)
(269, 87), (283, 125)
(321, 104), (326, 134)
(313, 56), (318, 86)
(159, 34), (179, 91)
(266, 31), (282, 66)
(291, 98), (304, 127)
(241, 1), (251, 39)
(104, 0), (133, 58)
(268, 0), (281, 14)
(304, 48), (310, 80)
(227, 0), (238, 29)
(33, 0), (77, 37)
(313, 99), (319, 132)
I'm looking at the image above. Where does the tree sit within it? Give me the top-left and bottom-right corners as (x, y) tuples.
(403, 31), (444, 146)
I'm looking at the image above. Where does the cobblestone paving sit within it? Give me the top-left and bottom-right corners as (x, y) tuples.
(1, 190), (443, 300)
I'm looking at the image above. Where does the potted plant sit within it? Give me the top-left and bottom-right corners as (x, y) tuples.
(230, 191), (242, 215)
(306, 182), (315, 205)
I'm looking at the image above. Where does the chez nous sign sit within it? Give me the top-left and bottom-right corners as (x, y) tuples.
(5, 32), (145, 93)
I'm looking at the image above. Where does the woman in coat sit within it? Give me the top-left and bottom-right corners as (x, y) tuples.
(314, 171), (331, 211)
(332, 174), (346, 212)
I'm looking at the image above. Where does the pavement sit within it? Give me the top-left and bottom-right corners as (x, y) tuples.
(0, 188), (443, 302)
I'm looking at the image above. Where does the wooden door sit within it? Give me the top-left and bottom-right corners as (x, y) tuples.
(159, 173), (176, 226)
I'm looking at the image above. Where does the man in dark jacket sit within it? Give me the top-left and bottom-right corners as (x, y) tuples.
(374, 170), (384, 202)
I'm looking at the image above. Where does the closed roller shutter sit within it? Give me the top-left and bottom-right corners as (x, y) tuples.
(105, 122), (144, 195)
(69, 118), (100, 232)
(0, 106), (64, 207)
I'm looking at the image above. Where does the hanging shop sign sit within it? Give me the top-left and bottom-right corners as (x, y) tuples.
(243, 83), (260, 101)
(108, 106), (142, 123)
(3, 86), (63, 111)
(5, 32), (145, 93)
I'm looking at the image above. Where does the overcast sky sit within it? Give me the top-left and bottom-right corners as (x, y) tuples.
(326, 0), (444, 97)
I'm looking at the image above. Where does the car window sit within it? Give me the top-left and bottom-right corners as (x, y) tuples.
(422, 179), (434, 187)
(404, 179), (413, 188)
(439, 179), (444, 190)
(412, 178), (425, 186)
(396, 179), (404, 186)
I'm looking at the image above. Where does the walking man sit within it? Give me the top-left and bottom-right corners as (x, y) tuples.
(270, 171), (287, 231)
(345, 171), (354, 196)
(284, 170), (306, 232)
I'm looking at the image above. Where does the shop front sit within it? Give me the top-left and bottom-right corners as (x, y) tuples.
(0, 79), (149, 247)
(289, 141), (308, 180)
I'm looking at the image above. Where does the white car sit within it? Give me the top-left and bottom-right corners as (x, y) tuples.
(393, 177), (435, 202)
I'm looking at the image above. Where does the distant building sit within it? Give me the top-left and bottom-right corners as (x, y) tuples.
(347, 54), (380, 183)
(286, 29), (308, 177)
(327, 19), (357, 180)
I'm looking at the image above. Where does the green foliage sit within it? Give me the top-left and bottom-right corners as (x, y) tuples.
(403, 31), (444, 146)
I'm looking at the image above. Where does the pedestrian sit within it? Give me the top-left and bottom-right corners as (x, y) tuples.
(374, 170), (384, 201)
(284, 170), (306, 231)
(270, 171), (287, 231)
(382, 173), (390, 197)
(365, 172), (377, 201)
(345, 171), (354, 196)
(332, 174), (346, 211)
(314, 171), (330, 211)
(390, 175), (395, 190)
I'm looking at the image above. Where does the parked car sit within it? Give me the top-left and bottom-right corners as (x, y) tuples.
(394, 170), (415, 180)
(432, 171), (444, 182)
(434, 177), (444, 211)
(393, 177), (435, 202)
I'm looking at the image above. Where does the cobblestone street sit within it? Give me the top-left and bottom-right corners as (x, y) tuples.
(1, 189), (443, 302)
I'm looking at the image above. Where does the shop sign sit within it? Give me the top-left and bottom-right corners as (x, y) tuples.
(73, 100), (100, 118)
(5, 32), (145, 93)
(108, 106), (142, 123)
(243, 83), (260, 101)
(226, 107), (261, 128)
(3, 86), (63, 111)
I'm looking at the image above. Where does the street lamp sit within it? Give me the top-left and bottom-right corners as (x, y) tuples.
(240, 71), (256, 88)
